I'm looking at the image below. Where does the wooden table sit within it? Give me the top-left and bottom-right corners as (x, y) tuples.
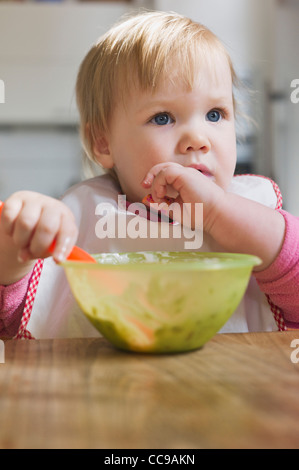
(1, 331), (299, 449)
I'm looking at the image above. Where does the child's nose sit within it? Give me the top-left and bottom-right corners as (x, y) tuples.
(178, 129), (211, 154)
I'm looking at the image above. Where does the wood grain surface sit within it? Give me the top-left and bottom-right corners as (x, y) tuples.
(1, 331), (299, 449)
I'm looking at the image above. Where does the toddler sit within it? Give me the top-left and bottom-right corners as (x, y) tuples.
(0, 11), (298, 339)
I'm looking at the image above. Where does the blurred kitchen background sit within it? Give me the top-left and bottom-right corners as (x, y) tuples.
(0, 0), (299, 215)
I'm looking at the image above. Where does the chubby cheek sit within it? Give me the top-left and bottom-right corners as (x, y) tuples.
(114, 155), (155, 201)
(216, 151), (237, 190)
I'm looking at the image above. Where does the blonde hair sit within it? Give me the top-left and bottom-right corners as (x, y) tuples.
(76, 10), (238, 172)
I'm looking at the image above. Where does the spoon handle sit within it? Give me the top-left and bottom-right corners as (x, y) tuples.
(48, 240), (96, 263)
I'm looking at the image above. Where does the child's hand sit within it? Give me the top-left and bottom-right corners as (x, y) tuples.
(142, 162), (224, 231)
(142, 162), (286, 271)
(0, 191), (78, 264)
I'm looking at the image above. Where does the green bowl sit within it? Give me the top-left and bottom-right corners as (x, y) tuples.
(62, 252), (261, 354)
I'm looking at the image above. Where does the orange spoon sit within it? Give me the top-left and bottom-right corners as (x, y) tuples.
(0, 200), (96, 263)
(48, 239), (96, 263)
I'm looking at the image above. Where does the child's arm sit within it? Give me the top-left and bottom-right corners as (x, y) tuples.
(0, 270), (32, 337)
(142, 163), (285, 272)
(0, 191), (78, 285)
(254, 209), (299, 326)
(204, 191), (285, 272)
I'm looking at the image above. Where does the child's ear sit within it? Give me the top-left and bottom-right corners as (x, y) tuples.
(92, 134), (114, 169)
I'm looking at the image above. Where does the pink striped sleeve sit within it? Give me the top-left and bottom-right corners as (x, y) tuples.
(0, 270), (33, 338)
(254, 209), (299, 328)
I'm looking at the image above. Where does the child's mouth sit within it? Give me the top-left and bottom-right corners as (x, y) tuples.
(198, 169), (213, 178)
(188, 164), (213, 178)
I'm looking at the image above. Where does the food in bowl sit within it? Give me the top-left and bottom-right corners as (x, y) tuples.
(62, 251), (260, 353)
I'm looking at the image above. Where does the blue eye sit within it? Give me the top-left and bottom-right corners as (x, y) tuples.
(206, 109), (222, 122)
(151, 113), (173, 126)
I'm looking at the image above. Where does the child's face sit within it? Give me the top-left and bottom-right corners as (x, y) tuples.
(99, 54), (237, 203)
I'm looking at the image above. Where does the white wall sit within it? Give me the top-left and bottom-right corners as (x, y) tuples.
(0, 126), (82, 200)
(0, 3), (132, 125)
